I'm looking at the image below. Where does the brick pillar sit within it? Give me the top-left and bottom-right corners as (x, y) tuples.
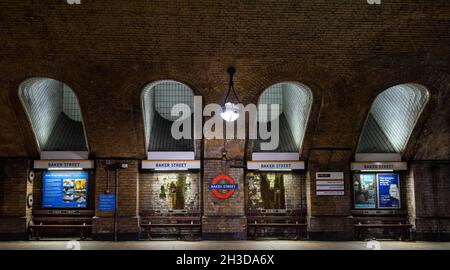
(202, 138), (247, 240)
(409, 162), (450, 241)
(92, 159), (140, 240)
(306, 149), (354, 240)
(0, 159), (32, 240)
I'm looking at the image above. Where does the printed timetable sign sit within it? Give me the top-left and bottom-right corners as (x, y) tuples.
(98, 194), (116, 211)
(377, 174), (401, 209)
(43, 171), (88, 208)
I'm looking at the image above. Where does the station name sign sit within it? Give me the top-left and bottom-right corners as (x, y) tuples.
(350, 162), (407, 171)
(247, 161), (305, 171)
(34, 160), (94, 169)
(142, 160), (201, 170)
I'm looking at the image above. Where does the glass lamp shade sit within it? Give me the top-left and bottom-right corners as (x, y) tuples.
(220, 102), (240, 122)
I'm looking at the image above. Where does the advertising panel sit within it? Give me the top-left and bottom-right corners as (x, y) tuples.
(377, 173), (401, 209)
(353, 174), (376, 209)
(43, 171), (88, 208)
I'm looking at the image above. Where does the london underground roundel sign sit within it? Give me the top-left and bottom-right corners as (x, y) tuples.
(209, 175), (238, 199)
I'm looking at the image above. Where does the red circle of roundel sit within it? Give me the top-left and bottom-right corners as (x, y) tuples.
(211, 175), (236, 199)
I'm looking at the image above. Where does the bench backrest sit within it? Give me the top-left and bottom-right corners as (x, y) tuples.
(143, 215), (201, 224)
(353, 216), (410, 225)
(247, 215), (302, 224)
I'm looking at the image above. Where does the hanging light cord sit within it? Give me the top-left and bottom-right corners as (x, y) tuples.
(223, 66), (240, 105)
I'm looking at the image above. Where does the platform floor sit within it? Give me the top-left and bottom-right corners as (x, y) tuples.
(0, 241), (449, 250)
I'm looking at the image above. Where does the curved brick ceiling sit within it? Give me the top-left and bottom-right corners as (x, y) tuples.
(0, 1), (448, 159)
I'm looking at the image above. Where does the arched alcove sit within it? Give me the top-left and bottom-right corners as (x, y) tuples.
(141, 80), (195, 153)
(254, 82), (313, 153)
(18, 78), (88, 154)
(357, 83), (430, 154)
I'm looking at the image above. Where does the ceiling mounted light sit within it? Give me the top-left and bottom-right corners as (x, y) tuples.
(220, 66), (241, 122)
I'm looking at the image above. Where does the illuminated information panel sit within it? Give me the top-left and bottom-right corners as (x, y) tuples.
(43, 171), (89, 208)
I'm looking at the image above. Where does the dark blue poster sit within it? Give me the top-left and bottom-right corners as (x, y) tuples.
(377, 173), (401, 209)
(43, 171), (89, 208)
(98, 194), (116, 211)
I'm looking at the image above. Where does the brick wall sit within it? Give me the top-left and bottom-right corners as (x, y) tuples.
(246, 172), (305, 211)
(139, 172), (200, 215)
(92, 159), (140, 240)
(202, 159), (246, 239)
(307, 149), (354, 240)
(0, 159), (31, 239)
(410, 162), (450, 240)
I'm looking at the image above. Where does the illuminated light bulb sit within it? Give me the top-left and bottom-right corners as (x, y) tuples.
(220, 102), (240, 122)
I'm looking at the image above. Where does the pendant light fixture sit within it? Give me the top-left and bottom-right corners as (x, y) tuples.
(220, 66), (241, 122)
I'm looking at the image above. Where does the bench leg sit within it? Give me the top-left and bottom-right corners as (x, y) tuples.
(35, 228), (41, 240)
(147, 226), (152, 241)
(295, 227), (300, 241)
(80, 228), (86, 241)
(356, 227), (362, 240)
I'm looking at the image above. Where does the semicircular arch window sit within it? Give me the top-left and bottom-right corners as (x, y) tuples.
(254, 82), (313, 153)
(357, 83), (430, 153)
(18, 78), (88, 152)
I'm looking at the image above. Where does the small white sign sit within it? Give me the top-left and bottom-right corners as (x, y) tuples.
(316, 191), (345, 196)
(316, 172), (344, 180)
(315, 172), (345, 196)
(316, 180), (344, 186)
(316, 185), (345, 191)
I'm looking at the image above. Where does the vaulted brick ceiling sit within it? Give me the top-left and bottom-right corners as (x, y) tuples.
(0, 0), (449, 160)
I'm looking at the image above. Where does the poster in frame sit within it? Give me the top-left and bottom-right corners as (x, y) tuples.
(377, 173), (401, 209)
(353, 174), (377, 209)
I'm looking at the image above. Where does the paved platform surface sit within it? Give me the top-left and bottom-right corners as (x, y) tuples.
(0, 241), (449, 250)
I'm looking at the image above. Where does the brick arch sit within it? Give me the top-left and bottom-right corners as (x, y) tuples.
(347, 61), (449, 160)
(223, 63), (328, 160)
(6, 65), (93, 157)
(17, 77), (90, 153)
(404, 69), (450, 160)
(141, 79), (197, 153)
(252, 82), (314, 154)
(356, 83), (430, 154)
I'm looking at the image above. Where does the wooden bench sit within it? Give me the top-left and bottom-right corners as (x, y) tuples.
(140, 210), (201, 240)
(247, 209), (307, 240)
(352, 212), (412, 240)
(29, 222), (92, 240)
(29, 210), (94, 240)
(354, 222), (412, 240)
